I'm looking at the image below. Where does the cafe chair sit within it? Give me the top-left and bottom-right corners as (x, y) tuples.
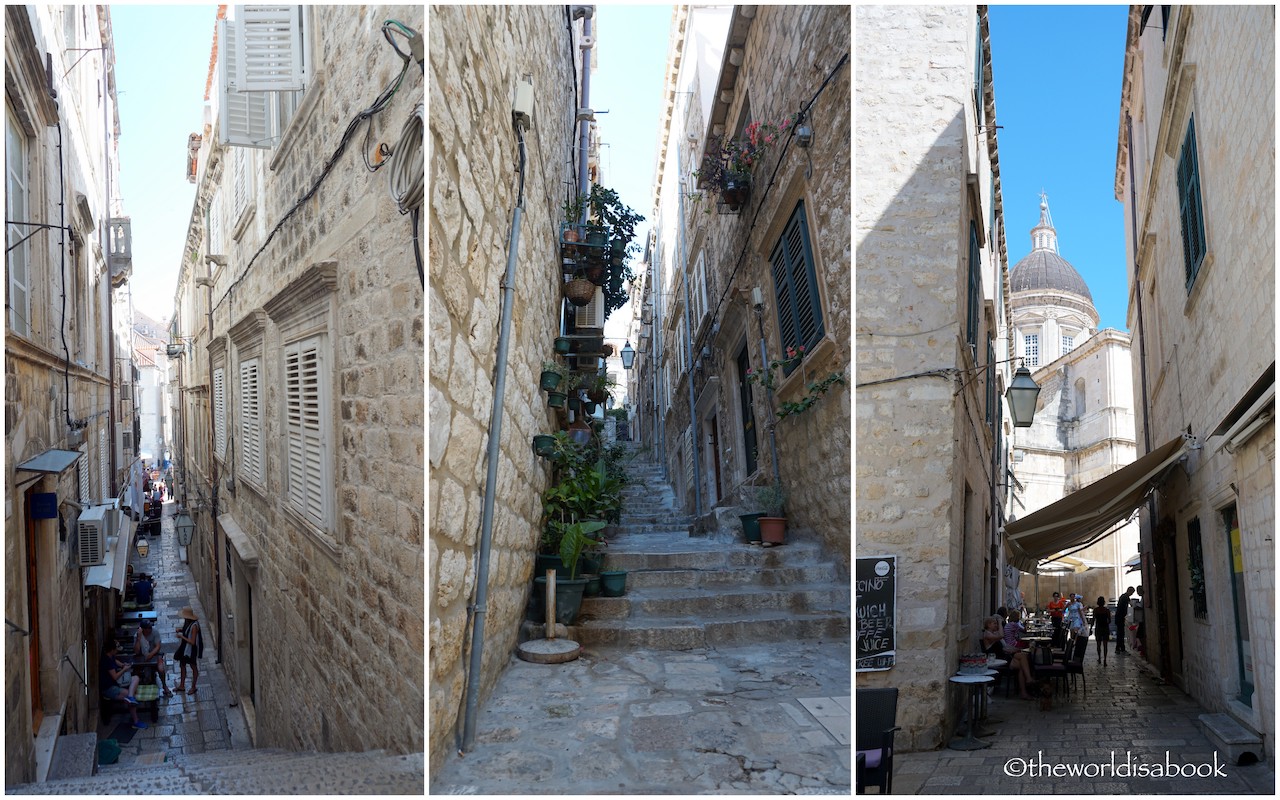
(1035, 635), (1088, 698)
(856, 687), (900, 794)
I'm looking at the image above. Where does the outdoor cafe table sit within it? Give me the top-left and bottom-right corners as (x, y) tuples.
(948, 675), (994, 750)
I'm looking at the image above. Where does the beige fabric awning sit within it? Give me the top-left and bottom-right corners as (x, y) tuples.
(1005, 435), (1193, 572)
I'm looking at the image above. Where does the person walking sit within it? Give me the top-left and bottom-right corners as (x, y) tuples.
(1093, 596), (1112, 665)
(1064, 593), (1087, 637)
(173, 606), (204, 695)
(1114, 586), (1134, 653)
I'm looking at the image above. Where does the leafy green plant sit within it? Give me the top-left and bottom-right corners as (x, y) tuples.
(557, 519), (608, 579)
(756, 485), (786, 517)
(563, 192), (588, 225)
(747, 343), (846, 419)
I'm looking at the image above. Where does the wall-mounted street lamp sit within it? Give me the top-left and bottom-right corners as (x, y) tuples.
(1006, 365), (1042, 428)
(174, 512), (195, 547)
(620, 341), (635, 370)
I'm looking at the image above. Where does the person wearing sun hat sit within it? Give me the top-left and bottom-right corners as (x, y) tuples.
(173, 606), (204, 695)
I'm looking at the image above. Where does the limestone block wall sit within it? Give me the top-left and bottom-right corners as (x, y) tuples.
(856, 5), (996, 750)
(1123, 5), (1273, 755)
(174, 4), (425, 757)
(659, 4), (850, 564)
(428, 5), (579, 775)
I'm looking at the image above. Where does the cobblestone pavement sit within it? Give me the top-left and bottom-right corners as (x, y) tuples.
(96, 500), (253, 769)
(890, 649), (1275, 795)
(430, 638), (851, 794)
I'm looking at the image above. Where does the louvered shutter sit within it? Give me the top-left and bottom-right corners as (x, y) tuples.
(99, 428), (108, 498)
(240, 358), (262, 484)
(218, 19), (274, 149)
(213, 368), (227, 459)
(769, 201), (825, 376)
(284, 337), (327, 527)
(235, 6), (305, 91)
(78, 448), (90, 504)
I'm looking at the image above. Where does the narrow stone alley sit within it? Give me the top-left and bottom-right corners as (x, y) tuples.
(431, 445), (850, 794)
(10, 499), (423, 795)
(891, 652), (1274, 795)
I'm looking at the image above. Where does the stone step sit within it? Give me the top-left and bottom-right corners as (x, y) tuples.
(603, 541), (826, 572)
(580, 584), (850, 621)
(9, 765), (197, 795)
(573, 611), (851, 649)
(621, 562), (840, 590)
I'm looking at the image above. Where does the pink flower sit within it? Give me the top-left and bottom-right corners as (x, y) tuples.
(785, 346), (796, 358)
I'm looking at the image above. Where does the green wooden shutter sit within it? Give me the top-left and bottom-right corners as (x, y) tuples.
(967, 221), (981, 346)
(769, 201), (826, 376)
(1177, 115), (1207, 289)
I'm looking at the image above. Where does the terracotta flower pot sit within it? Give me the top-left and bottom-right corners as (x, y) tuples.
(759, 516), (786, 545)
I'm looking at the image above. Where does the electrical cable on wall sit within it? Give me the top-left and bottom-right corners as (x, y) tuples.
(215, 20), (420, 312)
(387, 102), (424, 284)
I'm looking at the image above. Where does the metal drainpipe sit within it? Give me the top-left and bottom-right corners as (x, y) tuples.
(102, 45), (118, 495)
(576, 7), (594, 202)
(462, 119), (528, 752)
(676, 149), (701, 517)
(205, 262), (222, 665)
(653, 251), (666, 478)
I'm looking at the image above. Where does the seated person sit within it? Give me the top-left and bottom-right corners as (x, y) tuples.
(1003, 608), (1027, 651)
(982, 615), (1034, 700)
(133, 619), (173, 697)
(133, 575), (154, 607)
(100, 642), (147, 730)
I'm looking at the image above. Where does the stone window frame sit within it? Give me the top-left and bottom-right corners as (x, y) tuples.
(229, 309), (269, 495)
(264, 262), (340, 555)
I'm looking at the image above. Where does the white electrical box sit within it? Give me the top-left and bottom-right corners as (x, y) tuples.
(513, 78), (534, 129)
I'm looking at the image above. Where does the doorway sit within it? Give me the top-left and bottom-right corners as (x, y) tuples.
(706, 414), (722, 506)
(1159, 532), (1184, 688)
(735, 345), (758, 478)
(1223, 504), (1253, 706)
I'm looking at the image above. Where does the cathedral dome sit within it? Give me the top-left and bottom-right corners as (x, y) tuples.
(1011, 249), (1093, 301)
(1010, 196), (1096, 307)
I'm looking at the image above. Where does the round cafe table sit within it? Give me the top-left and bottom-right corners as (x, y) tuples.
(948, 675), (994, 750)
(957, 668), (1002, 729)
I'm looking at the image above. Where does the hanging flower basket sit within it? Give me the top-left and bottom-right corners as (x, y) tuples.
(720, 173), (752, 211)
(560, 222), (585, 260)
(587, 388), (607, 404)
(584, 264), (607, 286)
(564, 277), (596, 307)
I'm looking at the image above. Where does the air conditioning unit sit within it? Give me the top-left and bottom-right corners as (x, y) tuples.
(575, 287), (606, 330)
(77, 506), (109, 567)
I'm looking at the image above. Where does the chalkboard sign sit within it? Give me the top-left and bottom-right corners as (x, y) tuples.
(856, 555), (895, 672)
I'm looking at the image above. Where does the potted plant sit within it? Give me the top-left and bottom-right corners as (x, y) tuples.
(583, 373), (614, 405)
(585, 184), (645, 317)
(756, 484), (787, 545)
(541, 360), (569, 391)
(532, 519), (604, 625)
(694, 115), (797, 213)
(547, 387), (568, 409)
(554, 336), (573, 355)
(532, 434), (557, 458)
(559, 193), (588, 258)
(563, 274), (596, 307)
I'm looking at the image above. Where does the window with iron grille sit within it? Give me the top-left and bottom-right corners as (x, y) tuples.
(1177, 115), (1207, 289)
(769, 201), (825, 376)
(284, 335), (330, 529)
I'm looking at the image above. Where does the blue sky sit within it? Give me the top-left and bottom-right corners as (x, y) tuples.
(112, 5), (218, 323)
(592, 5), (673, 334)
(989, 5), (1131, 332)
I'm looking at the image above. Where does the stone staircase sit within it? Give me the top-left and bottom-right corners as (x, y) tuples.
(7, 748), (424, 794)
(572, 447), (849, 649)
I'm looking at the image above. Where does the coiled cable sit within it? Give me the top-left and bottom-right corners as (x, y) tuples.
(388, 102), (424, 212)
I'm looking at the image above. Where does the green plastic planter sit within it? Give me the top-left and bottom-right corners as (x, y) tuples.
(533, 576), (589, 625)
(738, 512), (765, 544)
(554, 337), (572, 355)
(547, 390), (567, 409)
(540, 370), (563, 391)
(583, 574), (602, 597)
(533, 434), (556, 458)
(600, 570), (627, 597)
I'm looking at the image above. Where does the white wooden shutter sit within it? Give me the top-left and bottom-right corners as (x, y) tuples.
(213, 367), (227, 459)
(98, 427), (108, 498)
(284, 337), (327, 527)
(239, 358), (262, 483)
(235, 6), (305, 91)
(78, 448), (90, 504)
(218, 19), (274, 149)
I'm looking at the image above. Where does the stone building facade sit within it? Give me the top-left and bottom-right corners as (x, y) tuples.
(1116, 4), (1275, 757)
(856, 5), (1018, 750)
(637, 4), (850, 567)
(4, 5), (134, 784)
(428, 4), (585, 774)
(1006, 200), (1139, 606)
(170, 4), (424, 757)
